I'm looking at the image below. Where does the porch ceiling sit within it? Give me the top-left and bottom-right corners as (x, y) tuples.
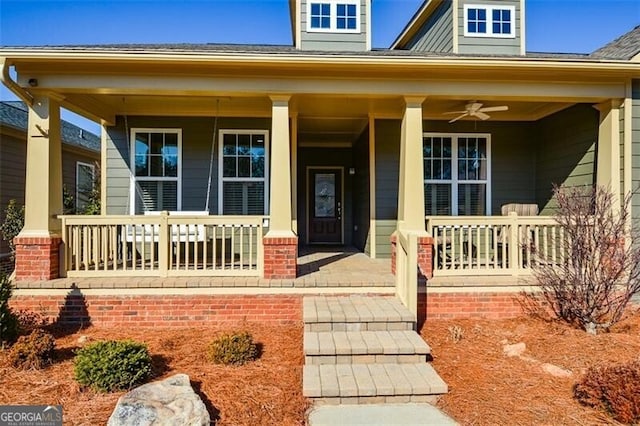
(60, 93), (578, 146)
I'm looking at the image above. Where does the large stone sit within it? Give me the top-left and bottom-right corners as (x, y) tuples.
(107, 374), (210, 426)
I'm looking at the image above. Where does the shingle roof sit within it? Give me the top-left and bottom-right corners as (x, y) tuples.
(591, 25), (640, 60)
(1, 43), (599, 61)
(0, 101), (100, 152)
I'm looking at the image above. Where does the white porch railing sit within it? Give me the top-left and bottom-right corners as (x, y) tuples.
(60, 213), (265, 277)
(426, 213), (564, 277)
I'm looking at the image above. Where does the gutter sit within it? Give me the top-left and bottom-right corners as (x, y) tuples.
(0, 57), (33, 106)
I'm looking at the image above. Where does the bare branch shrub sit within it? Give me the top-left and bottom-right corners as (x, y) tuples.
(527, 185), (640, 334)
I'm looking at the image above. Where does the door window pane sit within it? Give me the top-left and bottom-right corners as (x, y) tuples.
(315, 173), (336, 217)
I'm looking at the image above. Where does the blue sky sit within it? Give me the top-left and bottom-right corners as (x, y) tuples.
(1, 0), (638, 134)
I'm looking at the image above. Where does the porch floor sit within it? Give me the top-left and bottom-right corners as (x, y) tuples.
(16, 247), (395, 290)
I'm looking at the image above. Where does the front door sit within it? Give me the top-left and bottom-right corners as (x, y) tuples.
(308, 168), (342, 244)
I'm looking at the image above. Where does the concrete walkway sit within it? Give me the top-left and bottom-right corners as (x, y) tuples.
(308, 403), (459, 426)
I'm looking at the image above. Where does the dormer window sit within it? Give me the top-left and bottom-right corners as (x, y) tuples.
(310, 3), (331, 29)
(308, 0), (360, 33)
(464, 4), (515, 38)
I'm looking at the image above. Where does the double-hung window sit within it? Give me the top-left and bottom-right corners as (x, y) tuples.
(424, 133), (491, 216)
(76, 161), (95, 213)
(131, 128), (181, 214)
(464, 4), (515, 38)
(219, 130), (269, 215)
(308, 1), (360, 33)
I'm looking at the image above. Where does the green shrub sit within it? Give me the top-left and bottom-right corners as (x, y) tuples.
(0, 273), (18, 347)
(207, 331), (258, 365)
(8, 329), (55, 369)
(0, 199), (24, 258)
(74, 340), (152, 392)
(574, 359), (640, 424)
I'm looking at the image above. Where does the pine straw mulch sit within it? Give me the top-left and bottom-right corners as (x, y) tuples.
(421, 308), (640, 426)
(0, 323), (309, 426)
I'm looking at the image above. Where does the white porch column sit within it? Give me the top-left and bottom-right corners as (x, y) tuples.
(266, 95), (294, 237)
(21, 96), (63, 236)
(14, 96), (64, 281)
(398, 96), (427, 232)
(595, 100), (622, 208)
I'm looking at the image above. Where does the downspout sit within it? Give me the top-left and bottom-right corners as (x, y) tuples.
(0, 58), (34, 106)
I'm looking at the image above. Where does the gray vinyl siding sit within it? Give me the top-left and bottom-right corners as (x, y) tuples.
(457, 0), (522, 56)
(405, 0), (453, 53)
(105, 116), (270, 215)
(0, 132), (26, 256)
(61, 149), (100, 209)
(373, 120), (400, 257)
(299, 0), (368, 51)
(352, 127), (370, 253)
(297, 147), (354, 246)
(423, 120), (537, 214)
(0, 129), (99, 256)
(632, 80), (640, 222)
(535, 104), (598, 215)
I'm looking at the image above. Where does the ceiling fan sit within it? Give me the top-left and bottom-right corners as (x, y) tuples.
(443, 101), (509, 123)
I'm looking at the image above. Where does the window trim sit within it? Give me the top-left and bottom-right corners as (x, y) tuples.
(217, 129), (270, 216)
(463, 4), (516, 38)
(307, 0), (361, 34)
(423, 132), (492, 216)
(129, 128), (183, 214)
(76, 161), (95, 212)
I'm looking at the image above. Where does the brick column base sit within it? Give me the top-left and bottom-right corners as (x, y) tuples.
(418, 236), (433, 279)
(390, 233), (432, 279)
(263, 236), (298, 279)
(390, 233), (397, 275)
(14, 236), (62, 281)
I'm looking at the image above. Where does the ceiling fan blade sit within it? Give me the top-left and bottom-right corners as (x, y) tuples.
(449, 112), (469, 123)
(478, 106), (509, 113)
(442, 110), (468, 115)
(475, 111), (490, 121)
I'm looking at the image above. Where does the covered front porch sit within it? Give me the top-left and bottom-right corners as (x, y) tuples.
(3, 49), (631, 317)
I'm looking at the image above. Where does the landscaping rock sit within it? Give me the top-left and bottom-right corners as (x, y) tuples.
(107, 373), (210, 426)
(542, 363), (572, 378)
(503, 342), (526, 357)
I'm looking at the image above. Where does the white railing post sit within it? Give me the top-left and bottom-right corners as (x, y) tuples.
(158, 211), (169, 277)
(508, 212), (520, 275)
(60, 216), (68, 277)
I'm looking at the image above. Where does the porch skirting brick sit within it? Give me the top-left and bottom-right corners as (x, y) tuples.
(390, 234), (433, 279)
(418, 291), (523, 323)
(13, 236), (61, 281)
(10, 294), (301, 327)
(263, 236), (298, 279)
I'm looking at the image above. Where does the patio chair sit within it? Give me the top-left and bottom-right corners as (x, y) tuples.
(496, 203), (539, 267)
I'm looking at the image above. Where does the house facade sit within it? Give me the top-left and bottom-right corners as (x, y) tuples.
(0, 101), (100, 274)
(1, 0), (639, 322)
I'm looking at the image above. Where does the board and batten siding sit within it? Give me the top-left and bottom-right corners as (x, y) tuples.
(373, 120), (400, 257)
(105, 116), (271, 215)
(457, 0), (522, 56)
(352, 127), (371, 254)
(632, 80), (640, 222)
(405, 0), (454, 53)
(299, 0), (368, 51)
(534, 104), (598, 215)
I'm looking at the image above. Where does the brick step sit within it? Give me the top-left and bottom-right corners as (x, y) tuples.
(303, 295), (415, 332)
(303, 363), (448, 405)
(304, 330), (430, 365)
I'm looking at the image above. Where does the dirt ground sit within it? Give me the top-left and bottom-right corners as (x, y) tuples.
(1, 310), (639, 425)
